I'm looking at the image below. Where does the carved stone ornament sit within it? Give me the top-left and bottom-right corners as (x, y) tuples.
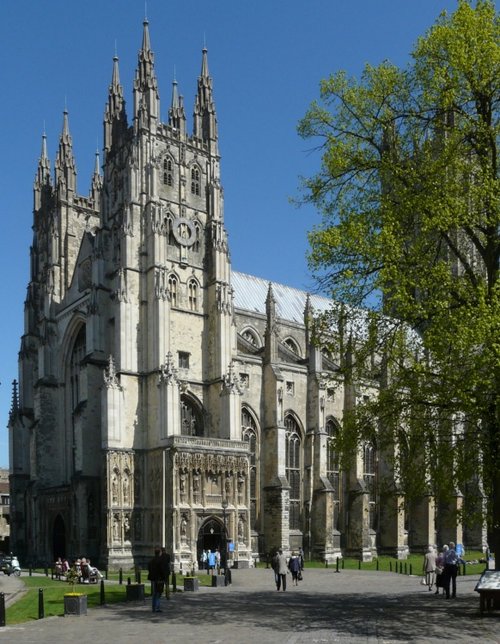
(104, 354), (120, 388)
(222, 362), (242, 395)
(159, 351), (178, 384)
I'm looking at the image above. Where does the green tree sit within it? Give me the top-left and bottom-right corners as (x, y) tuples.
(298, 0), (500, 563)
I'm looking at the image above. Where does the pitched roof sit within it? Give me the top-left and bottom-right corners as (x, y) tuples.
(232, 271), (332, 324)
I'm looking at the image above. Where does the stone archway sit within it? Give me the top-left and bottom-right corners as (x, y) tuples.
(52, 514), (66, 560)
(196, 517), (226, 567)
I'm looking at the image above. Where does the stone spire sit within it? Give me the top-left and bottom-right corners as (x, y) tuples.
(90, 150), (102, 207)
(104, 55), (127, 153)
(55, 110), (77, 194)
(34, 133), (52, 211)
(133, 19), (160, 129)
(9, 379), (19, 420)
(193, 47), (218, 148)
(264, 282), (278, 363)
(168, 77), (186, 136)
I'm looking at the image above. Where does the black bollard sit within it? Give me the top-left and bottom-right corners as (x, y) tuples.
(226, 567), (232, 585)
(404, 563), (407, 575)
(44, 566), (48, 577)
(390, 561), (392, 572)
(399, 562), (403, 574)
(172, 571), (177, 592)
(335, 557), (340, 573)
(462, 562), (466, 577)
(266, 553), (270, 570)
(127, 577), (131, 585)
(0, 592), (5, 627)
(325, 559), (328, 568)
(358, 559), (361, 570)
(29, 566), (32, 577)
(105, 568), (108, 581)
(119, 568), (123, 585)
(38, 588), (44, 619)
(100, 579), (105, 605)
(376, 558), (379, 571)
(409, 563), (412, 576)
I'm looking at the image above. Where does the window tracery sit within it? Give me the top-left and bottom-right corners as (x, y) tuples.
(285, 414), (301, 530)
(190, 165), (201, 196)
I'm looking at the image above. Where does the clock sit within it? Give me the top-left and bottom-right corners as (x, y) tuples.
(172, 217), (196, 247)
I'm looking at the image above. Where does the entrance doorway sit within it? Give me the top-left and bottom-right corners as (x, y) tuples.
(52, 514), (66, 560)
(197, 518), (226, 567)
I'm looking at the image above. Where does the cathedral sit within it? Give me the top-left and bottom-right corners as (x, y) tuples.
(8, 20), (480, 570)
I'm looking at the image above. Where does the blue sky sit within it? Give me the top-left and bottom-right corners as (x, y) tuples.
(0, 0), (473, 467)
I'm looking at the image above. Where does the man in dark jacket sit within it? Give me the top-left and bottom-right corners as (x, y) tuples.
(148, 548), (163, 612)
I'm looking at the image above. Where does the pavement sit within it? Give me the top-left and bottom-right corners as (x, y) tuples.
(0, 567), (499, 643)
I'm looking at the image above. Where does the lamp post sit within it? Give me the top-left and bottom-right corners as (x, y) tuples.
(221, 498), (228, 582)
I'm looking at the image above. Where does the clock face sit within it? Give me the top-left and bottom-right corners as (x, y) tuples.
(172, 217), (196, 247)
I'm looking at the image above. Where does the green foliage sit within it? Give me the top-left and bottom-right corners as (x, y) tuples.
(298, 1), (500, 550)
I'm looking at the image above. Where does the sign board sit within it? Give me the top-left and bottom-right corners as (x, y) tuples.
(475, 570), (500, 591)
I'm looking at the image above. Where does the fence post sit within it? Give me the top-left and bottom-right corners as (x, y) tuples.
(0, 592), (5, 627)
(38, 588), (44, 619)
(390, 561), (392, 572)
(335, 557), (340, 573)
(376, 559), (379, 571)
(409, 563), (412, 576)
(119, 568), (123, 585)
(100, 579), (105, 605)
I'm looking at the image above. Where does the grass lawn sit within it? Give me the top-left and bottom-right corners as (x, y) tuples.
(6, 568), (216, 625)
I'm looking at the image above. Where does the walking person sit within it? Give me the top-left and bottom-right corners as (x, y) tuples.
(275, 548), (288, 591)
(444, 541), (459, 599)
(423, 546), (437, 591)
(288, 552), (301, 586)
(434, 546), (446, 595)
(207, 549), (216, 575)
(148, 547), (164, 613)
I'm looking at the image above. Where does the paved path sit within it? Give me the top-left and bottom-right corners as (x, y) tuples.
(0, 568), (499, 643)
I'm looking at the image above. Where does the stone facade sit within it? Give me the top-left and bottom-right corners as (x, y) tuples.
(8, 20), (486, 570)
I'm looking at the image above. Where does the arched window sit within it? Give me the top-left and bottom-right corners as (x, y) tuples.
(163, 156), (174, 187)
(168, 274), (178, 306)
(326, 418), (341, 530)
(242, 329), (260, 347)
(242, 408), (258, 529)
(284, 337), (300, 356)
(70, 326), (86, 410)
(188, 279), (198, 311)
(190, 166), (201, 196)
(363, 441), (377, 530)
(163, 214), (176, 245)
(285, 414), (301, 530)
(193, 222), (201, 253)
(180, 395), (204, 437)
